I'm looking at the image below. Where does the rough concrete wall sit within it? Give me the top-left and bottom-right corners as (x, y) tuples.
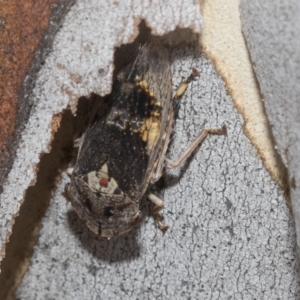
(1, 0), (299, 299)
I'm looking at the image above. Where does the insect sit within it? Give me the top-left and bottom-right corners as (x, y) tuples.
(65, 39), (226, 238)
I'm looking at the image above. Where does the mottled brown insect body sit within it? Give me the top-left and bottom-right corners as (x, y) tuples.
(65, 40), (226, 238)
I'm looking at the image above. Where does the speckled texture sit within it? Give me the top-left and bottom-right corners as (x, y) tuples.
(199, 0), (287, 190)
(0, 0), (202, 263)
(2, 0), (299, 298)
(16, 50), (300, 299)
(0, 0), (74, 194)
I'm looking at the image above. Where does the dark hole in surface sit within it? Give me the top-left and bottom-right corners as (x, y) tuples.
(103, 206), (114, 217)
(85, 197), (93, 211)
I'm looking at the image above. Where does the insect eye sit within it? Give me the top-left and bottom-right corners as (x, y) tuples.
(113, 187), (122, 195)
(103, 207), (114, 217)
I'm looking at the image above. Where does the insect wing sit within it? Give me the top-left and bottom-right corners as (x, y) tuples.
(74, 41), (172, 198)
(67, 40), (173, 236)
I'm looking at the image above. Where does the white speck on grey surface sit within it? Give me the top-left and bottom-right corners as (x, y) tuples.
(16, 49), (300, 299)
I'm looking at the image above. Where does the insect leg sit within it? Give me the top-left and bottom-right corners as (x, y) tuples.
(148, 193), (169, 233)
(74, 136), (83, 148)
(166, 125), (227, 169)
(173, 67), (200, 110)
(150, 117), (174, 184)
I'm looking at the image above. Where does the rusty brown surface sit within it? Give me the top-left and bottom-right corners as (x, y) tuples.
(0, 1), (75, 298)
(0, 0), (74, 191)
(0, 1), (54, 167)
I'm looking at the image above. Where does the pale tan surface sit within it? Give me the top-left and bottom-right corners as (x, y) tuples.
(240, 1), (300, 256)
(199, 0), (287, 189)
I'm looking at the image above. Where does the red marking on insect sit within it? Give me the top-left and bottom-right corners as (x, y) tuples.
(99, 178), (109, 187)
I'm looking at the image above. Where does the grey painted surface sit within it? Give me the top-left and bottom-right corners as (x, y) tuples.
(16, 48), (300, 299)
(240, 1), (300, 255)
